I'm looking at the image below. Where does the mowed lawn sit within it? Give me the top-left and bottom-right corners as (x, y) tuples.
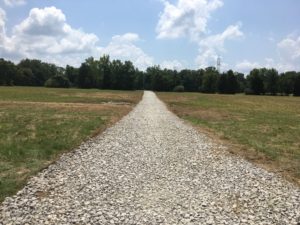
(158, 93), (300, 185)
(0, 87), (142, 201)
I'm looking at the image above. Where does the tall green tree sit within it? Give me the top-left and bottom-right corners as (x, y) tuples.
(180, 69), (203, 92)
(110, 59), (124, 90)
(217, 70), (238, 94)
(217, 73), (227, 94)
(122, 61), (136, 90)
(248, 69), (265, 95)
(78, 61), (96, 88)
(226, 70), (239, 94)
(65, 65), (78, 86)
(279, 71), (296, 95)
(293, 73), (300, 96)
(0, 58), (17, 85)
(99, 55), (111, 89)
(18, 59), (57, 86)
(236, 72), (246, 93)
(201, 67), (218, 93)
(264, 68), (279, 95)
(14, 68), (34, 86)
(134, 70), (145, 90)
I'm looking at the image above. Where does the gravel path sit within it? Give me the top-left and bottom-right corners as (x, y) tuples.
(1, 91), (300, 225)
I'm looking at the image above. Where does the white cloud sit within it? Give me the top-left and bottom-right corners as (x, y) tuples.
(199, 24), (243, 50)
(195, 48), (216, 69)
(3, 0), (26, 7)
(0, 7), (101, 66)
(14, 7), (99, 56)
(111, 33), (140, 43)
(0, 7), (155, 69)
(156, 0), (244, 69)
(156, 0), (223, 40)
(14, 7), (67, 36)
(100, 33), (153, 70)
(0, 7), (6, 36)
(160, 60), (184, 70)
(277, 35), (300, 61)
(275, 35), (300, 72)
(235, 60), (261, 73)
(235, 58), (297, 74)
(234, 58), (291, 74)
(195, 24), (244, 68)
(0, 8), (17, 58)
(234, 34), (300, 74)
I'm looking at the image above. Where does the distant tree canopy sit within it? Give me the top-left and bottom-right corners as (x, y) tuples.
(0, 56), (300, 96)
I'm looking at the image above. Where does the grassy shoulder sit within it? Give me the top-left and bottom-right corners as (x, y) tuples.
(157, 92), (300, 185)
(0, 87), (142, 202)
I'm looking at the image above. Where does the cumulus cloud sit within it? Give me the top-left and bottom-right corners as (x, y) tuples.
(277, 35), (300, 61)
(0, 7), (6, 36)
(234, 60), (261, 73)
(111, 33), (140, 43)
(14, 7), (67, 36)
(14, 7), (99, 56)
(156, 0), (223, 40)
(100, 33), (153, 71)
(0, 7), (17, 58)
(235, 57), (298, 74)
(199, 24), (243, 50)
(276, 35), (300, 72)
(236, 35), (300, 73)
(156, 0), (244, 69)
(0, 7), (101, 66)
(195, 48), (216, 69)
(234, 59), (283, 74)
(196, 24), (244, 68)
(160, 60), (184, 70)
(3, 0), (26, 7)
(0, 7), (155, 69)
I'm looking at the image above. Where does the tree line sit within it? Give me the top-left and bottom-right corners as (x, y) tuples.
(0, 56), (300, 96)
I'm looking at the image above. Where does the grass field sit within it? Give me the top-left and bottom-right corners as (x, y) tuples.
(158, 93), (300, 185)
(0, 87), (142, 201)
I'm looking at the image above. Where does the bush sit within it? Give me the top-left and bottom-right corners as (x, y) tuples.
(45, 75), (70, 88)
(173, 85), (185, 92)
(244, 88), (255, 95)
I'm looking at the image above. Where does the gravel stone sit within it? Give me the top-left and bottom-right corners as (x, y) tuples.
(1, 91), (299, 224)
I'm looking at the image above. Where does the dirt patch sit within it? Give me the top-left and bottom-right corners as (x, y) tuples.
(0, 100), (132, 108)
(0, 101), (134, 120)
(172, 106), (232, 121)
(59, 92), (140, 103)
(103, 101), (132, 105)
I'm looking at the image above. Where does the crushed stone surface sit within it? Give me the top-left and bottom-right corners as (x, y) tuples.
(1, 91), (299, 225)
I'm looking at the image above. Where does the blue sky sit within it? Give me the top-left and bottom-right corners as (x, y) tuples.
(0, 0), (299, 73)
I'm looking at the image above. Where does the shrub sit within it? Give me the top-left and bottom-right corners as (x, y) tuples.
(244, 88), (255, 95)
(173, 85), (185, 92)
(45, 75), (70, 88)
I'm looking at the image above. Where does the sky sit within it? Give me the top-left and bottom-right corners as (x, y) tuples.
(0, 0), (300, 73)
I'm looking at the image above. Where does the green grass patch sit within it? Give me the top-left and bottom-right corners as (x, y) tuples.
(0, 86), (142, 201)
(158, 93), (300, 183)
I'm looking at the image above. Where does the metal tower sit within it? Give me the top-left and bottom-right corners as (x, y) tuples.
(217, 55), (221, 73)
